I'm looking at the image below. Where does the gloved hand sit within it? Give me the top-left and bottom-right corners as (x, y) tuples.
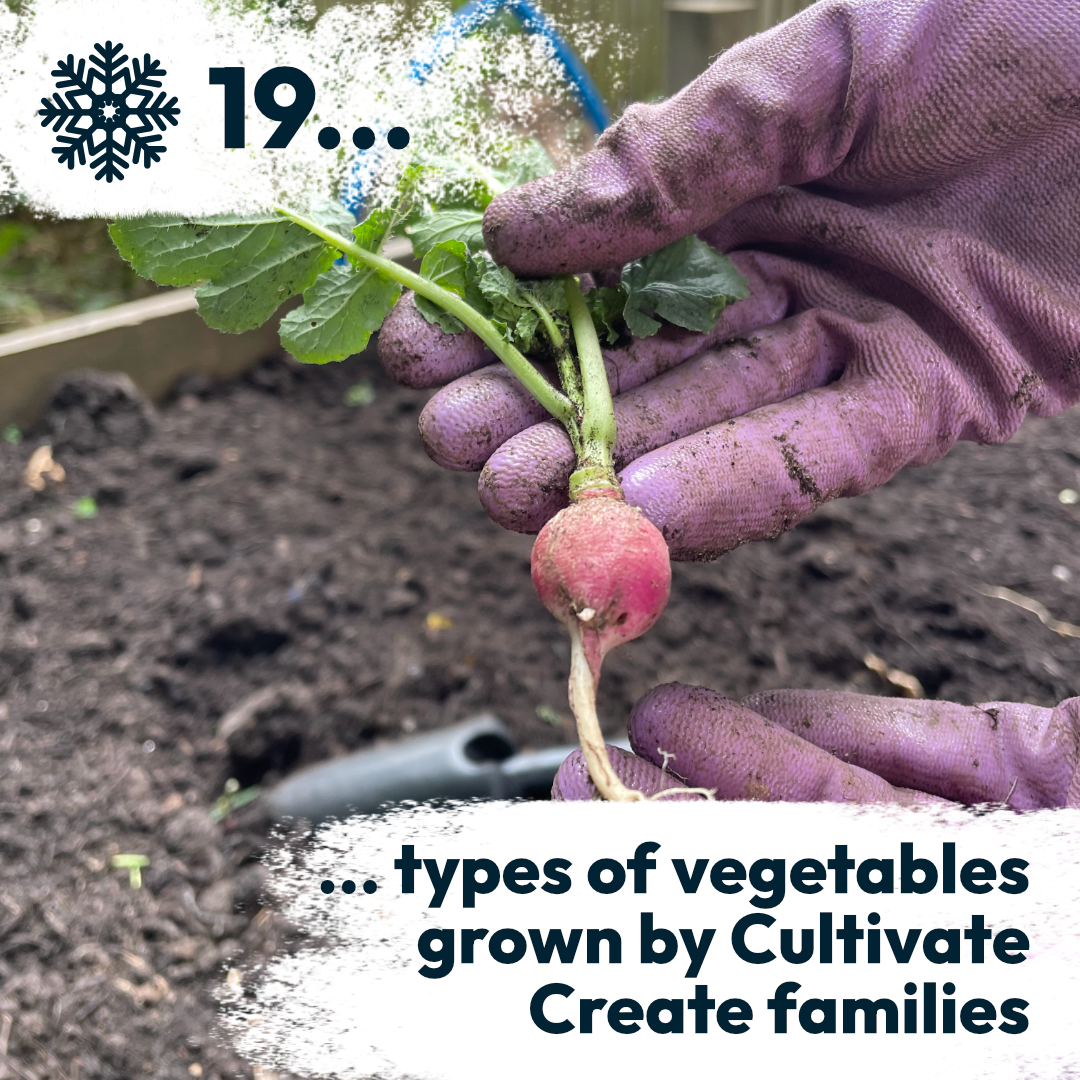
(551, 685), (1080, 808)
(379, 0), (1080, 558)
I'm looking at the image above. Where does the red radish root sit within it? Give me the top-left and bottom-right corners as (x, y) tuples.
(532, 492), (672, 802)
(532, 493), (671, 670)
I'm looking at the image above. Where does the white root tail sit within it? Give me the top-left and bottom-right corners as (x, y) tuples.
(567, 623), (645, 802)
(567, 625), (717, 803)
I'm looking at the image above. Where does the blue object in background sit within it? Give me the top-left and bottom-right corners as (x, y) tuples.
(343, 0), (610, 216)
(409, 0), (611, 133)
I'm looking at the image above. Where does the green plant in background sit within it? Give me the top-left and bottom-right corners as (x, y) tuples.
(72, 497), (99, 520)
(0, 209), (162, 333)
(535, 704), (565, 727)
(210, 777), (260, 822)
(0, 220), (29, 257)
(344, 381), (376, 406)
(2, 424), (22, 445)
(110, 853), (150, 889)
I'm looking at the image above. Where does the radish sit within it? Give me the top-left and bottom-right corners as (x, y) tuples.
(532, 493), (672, 802)
(530, 278), (713, 802)
(109, 152), (747, 801)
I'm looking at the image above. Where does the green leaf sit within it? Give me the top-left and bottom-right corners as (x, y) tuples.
(408, 141), (553, 217)
(415, 240), (469, 333)
(524, 276), (567, 317)
(402, 141), (553, 261)
(110, 212), (296, 285)
(420, 240), (469, 297)
(588, 285), (629, 344)
(279, 260), (401, 364)
(622, 295), (661, 339)
(475, 266), (566, 352)
(193, 241), (335, 333)
(473, 265), (568, 352)
(309, 199), (372, 238)
(622, 235), (750, 338)
(477, 266), (567, 320)
(463, 251), (495, 319)
(109, 202), (355, 334)
(406, 207), (485, 258)
(407, 153), (500, 211)
(352, 205), (396, 255)
(514, 307), (540, 350)
(478, 263), (527, 320)
(492, 139), (556, 190)
(422, 308), (464, 335)
(412, 246), (496, 335)
(353, 174), (422, 259)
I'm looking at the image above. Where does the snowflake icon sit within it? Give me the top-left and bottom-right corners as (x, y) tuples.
(39, 41), (180, 183)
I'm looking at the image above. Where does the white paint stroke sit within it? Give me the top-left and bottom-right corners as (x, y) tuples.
(222, 800), (1080, 1080)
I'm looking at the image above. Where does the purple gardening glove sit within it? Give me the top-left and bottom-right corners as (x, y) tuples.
(551, 685), (1080, 808)
(379, 0), (1080, 557)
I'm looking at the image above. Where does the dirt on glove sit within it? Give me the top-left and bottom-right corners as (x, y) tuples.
(0, 343), (1077, 1078)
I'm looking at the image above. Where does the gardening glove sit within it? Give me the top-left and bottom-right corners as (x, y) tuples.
(379, 0), (1080, 558)
(551, 684), (1080, 808)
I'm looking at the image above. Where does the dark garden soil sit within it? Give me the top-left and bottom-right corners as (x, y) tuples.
(1, 344), (1078, 1079)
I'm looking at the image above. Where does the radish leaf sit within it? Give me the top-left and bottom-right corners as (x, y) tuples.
(513, 307), (541, 350)
(279, 260), (401, 363)
(414, 243), (496, 334)
(621, 235), (749, 338)
(109, 201), (354, 333)
(414, 239), (471, 333)
(478, 264), (567, 352)
(587, 285), (629, 344)
(494, 140), (556, 190)
(350, 204), (397, 258)
(404, 142), (553, 258)
(420, 241), (468, 299)
(406, 208), (485, 257)
(278, 203), (407, 363)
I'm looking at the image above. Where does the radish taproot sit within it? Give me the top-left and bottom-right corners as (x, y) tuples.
(108, 149), (748, 801)
(532, 493), (672, 802)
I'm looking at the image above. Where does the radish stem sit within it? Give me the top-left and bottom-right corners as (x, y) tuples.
(563, 276), (620, 500)
(281, 208), (672, 806)
(527, 295), (583, 415)
(275, 206), (577, 428)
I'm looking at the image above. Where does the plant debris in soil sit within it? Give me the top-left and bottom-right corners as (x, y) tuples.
(0, 343), (1077, 1078)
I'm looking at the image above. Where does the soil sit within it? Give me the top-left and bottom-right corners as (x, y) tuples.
(1, 344), (1078, 1079)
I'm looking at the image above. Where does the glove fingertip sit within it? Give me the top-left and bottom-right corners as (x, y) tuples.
(377, 291), (493, 389)
(551, 746), (702, 801)
(478, 422), (573, 533)
(483, 181), (615, 277)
